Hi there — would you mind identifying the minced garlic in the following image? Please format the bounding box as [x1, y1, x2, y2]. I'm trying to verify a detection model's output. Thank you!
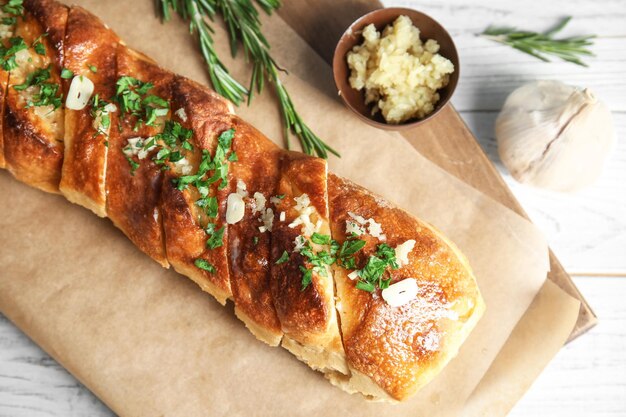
[347, 15, 454, 123]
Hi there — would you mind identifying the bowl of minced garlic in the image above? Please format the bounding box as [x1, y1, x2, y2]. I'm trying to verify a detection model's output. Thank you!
[333, 9, 459, 129]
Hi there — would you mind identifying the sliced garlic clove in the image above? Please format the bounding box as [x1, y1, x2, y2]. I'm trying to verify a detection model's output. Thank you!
[226, 193, 245, 224]
[381, 278, 418, 307]
[66, 75, 95, 110]
[394, 239, 416, 267]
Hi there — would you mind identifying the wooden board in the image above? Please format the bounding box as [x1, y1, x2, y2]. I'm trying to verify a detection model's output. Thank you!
[278, 0, 597, 341]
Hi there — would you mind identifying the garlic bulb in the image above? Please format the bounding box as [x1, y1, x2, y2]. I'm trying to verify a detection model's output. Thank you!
[496, 80, 615, 192]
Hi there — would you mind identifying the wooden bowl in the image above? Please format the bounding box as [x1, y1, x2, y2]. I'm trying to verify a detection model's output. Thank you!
[332, 8, 460, 130]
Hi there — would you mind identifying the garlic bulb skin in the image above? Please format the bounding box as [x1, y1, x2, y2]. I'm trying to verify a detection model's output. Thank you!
[496, 80, 615, 192]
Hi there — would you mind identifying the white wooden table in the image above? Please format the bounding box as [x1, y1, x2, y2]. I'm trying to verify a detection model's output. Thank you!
[1, 1, 625, 416]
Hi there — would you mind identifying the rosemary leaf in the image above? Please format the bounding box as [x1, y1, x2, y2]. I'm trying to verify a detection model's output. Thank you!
[481, 16, 595, 67]
[157, 0, 247, 105]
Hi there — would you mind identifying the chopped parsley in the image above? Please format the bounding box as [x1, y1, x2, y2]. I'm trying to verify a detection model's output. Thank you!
[114, 76, 169, 128]
[1, 16, 16, 26]
[300, 266, 312, 291]
[60, 68, 74, 79]
[124, 154, 140, 175]
[205, 225, 225, 249]
[311, 232, 331, 245]
[296, 232, 394, 293]
[298, 238, 335, 290]
[14, 66, 63, 109]
[0, 36, 27, 71]
[152, 120, 193, 165]
[295, 233, 366, 291]
[253, 236, 259, 246]
[1, 0, 23, 17]
[195, 195, 218, 218]
[32, 34, 47, 55]
[335, 238, 366, 269]
[194, 258, 216, 273]
[88, 64, 97, 73]
[351, 243, 400, 293]
[173, 128, 235, 192]
[275, 250, 289, 264]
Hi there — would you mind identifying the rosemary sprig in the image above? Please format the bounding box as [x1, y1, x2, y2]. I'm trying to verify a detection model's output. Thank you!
[158, 0, 248, 105]
[481, 16, 595, 67]
[157, 0, 339, 158]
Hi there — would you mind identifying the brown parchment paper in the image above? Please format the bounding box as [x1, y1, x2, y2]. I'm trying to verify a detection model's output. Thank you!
[0, 1, 578, 416]
[464, 279, 580, 416]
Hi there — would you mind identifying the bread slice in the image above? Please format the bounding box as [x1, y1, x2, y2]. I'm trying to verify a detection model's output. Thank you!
[2, 0, 67, 193]
[160, 75, 234, 305]
[270, 152, 347, 375]
[226, 116, 284, 346]
[104, 45, 172, 267]
[59, 6, 120, 217]
[327, 174, 485, 401]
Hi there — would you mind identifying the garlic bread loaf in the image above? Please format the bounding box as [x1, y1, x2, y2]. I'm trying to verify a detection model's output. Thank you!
[0, 0, 485, 402]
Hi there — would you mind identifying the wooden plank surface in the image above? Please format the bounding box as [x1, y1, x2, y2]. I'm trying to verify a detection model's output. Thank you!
[277, 0, 597, 340]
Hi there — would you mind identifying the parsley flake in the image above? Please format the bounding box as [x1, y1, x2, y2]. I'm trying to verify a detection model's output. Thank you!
[276, 250, 289, 264]
[33, 40, 45, 55]
[194, 258, 216, 273]
[336, 238, 365, 269]
[311, 232, 331, 245]
[1, 17, 16, 26]
[195, 195, 218, 218]
[0, 36, 27, 71]
[60, 68, 74, 79]
[300, 266, 313, 291]
[205, 225, 225, 249]
[124, 154, 140, 175]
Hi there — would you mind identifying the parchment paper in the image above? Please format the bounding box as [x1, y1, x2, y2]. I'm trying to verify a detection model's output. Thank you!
[464, 279, 580, 416]
[0, 1, 579, 416]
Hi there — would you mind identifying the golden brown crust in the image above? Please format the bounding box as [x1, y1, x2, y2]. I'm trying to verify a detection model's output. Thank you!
[3, 105, 63, 192]
[105, 45, 171, 267]
[23, 0, 67, 69]
[3, 2, 67, 193]
[328, 174, 484, 400]
[59, 6, 120, 217]
[160, 75, 233, 304]
[227, 116, 283, 346]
